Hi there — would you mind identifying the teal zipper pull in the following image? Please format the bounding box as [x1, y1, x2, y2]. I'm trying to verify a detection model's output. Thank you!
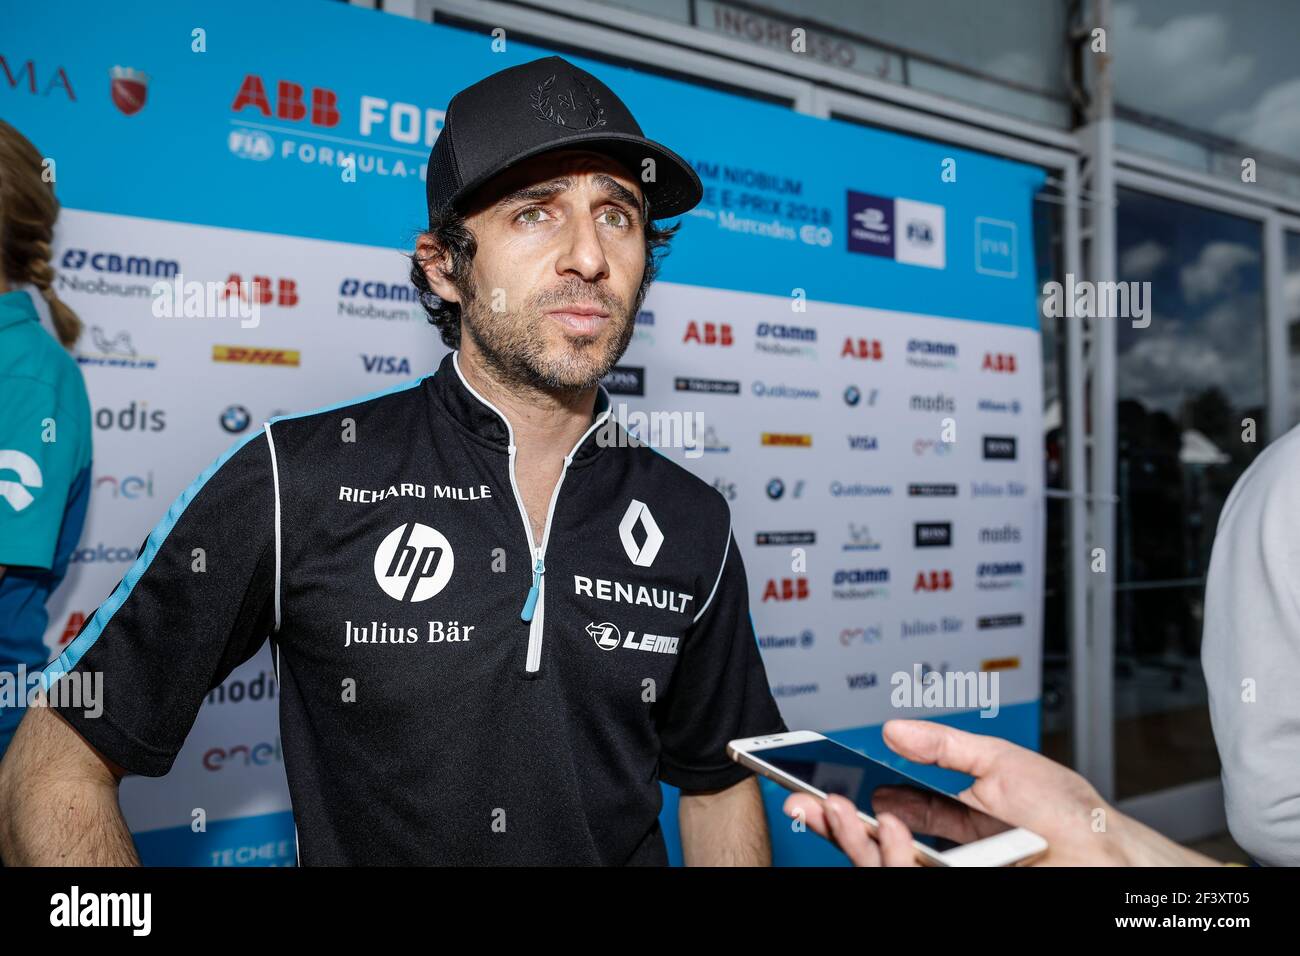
[520, 555, 545, 621]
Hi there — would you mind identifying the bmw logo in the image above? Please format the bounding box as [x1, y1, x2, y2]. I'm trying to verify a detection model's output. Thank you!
[844, 385, 861, 406]
[221, 405, 252, 433]
[766, 478, 785, 500]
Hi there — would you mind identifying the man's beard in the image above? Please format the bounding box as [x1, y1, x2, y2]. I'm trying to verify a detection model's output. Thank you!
[459, 275, 642, 392]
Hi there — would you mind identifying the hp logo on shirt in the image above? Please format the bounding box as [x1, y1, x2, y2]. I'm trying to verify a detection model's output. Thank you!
[374, 523, 455, 602]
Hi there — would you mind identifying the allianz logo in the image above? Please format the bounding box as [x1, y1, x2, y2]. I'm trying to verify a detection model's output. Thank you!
[758, 629, 814, 650]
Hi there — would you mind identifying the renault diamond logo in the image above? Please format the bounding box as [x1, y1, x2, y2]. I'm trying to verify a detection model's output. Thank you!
[619, 498, 663, 567]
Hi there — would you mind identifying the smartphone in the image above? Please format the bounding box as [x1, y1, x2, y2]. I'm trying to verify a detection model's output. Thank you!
[728, 730, 1048, 866]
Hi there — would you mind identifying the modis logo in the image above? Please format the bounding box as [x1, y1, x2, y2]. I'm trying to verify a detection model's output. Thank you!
[761, 433, 813, 448]
[223, 275, 298, 307]
[374, 523, 454, 602]
[213, 345, 300, 367]
[683, 321, 733, 346]
[94, 401, 165, 432]
[763, 578, 809, 602]
[982, 352, 1018, 373]
[914, 570, 953, 592]
[910, 393, 955, 413]
[979, 524, 1022, 544]
[841, 337, 883, 360]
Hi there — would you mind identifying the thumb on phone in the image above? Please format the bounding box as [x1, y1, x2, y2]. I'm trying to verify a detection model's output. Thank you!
[881, 719, 1010, 781]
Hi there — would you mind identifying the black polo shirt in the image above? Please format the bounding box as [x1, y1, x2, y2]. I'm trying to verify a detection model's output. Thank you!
[47, 349, 786, 864]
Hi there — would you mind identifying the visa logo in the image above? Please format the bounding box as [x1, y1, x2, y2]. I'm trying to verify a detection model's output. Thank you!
[361, 354, 411, 375]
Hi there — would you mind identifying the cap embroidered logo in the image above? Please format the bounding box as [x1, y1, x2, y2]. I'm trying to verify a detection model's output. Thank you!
[530, 74, 605, 131]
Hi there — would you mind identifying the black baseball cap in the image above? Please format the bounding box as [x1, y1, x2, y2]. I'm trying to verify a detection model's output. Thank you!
[426, 55, 703, 223]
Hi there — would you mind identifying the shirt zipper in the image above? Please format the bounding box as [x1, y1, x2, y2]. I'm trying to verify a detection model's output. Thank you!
[453, 352, 610, 674]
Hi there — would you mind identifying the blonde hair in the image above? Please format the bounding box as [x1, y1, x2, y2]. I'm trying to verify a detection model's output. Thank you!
[0, 118, 81, 347]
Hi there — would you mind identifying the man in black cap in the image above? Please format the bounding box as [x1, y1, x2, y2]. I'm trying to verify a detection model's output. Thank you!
[0, 55, 787, 866]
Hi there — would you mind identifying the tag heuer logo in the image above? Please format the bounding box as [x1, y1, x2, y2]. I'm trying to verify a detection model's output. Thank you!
[531, 75, 606, 130]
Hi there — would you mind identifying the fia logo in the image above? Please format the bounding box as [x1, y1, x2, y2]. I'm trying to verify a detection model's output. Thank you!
[374, 523, 455, 602]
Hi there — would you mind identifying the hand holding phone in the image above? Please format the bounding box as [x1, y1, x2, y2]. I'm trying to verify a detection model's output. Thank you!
[755, 719, 1203, 866]
[729, 728, 1047, 866]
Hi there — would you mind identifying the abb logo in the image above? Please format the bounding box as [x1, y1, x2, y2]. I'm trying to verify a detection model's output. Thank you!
[763, 578, 809, 602]
[842, 338, 884, 360]
[232, 75, 340, 128]
[684, 321, 733, 346]
[224, 275, 299, 307]
[914, 570, 953, 592]
[982, 352, 1017, 373]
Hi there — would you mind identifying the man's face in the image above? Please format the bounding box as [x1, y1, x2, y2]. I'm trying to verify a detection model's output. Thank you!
[431, 149, 647, 391]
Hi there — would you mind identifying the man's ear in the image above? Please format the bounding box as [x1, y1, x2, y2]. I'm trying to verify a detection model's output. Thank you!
[415, 233, 461, 305]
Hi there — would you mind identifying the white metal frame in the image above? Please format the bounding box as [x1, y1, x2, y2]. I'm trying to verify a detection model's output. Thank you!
[368, 0, 1299, 846]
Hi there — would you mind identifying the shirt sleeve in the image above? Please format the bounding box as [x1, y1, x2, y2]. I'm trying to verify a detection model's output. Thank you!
[1202, 434, 1300, 867]
[0, 376, 82, 570]
[655, 525, 787, 791]
[43, 430, 277, 777]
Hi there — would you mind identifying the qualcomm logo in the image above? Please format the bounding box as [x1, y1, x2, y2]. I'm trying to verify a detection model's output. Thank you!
[0, 450, 42, 512]
[619, 498, 663, 567]
[374, 523, 455, 602]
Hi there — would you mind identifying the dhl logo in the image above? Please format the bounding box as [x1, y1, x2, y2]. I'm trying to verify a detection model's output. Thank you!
[213, 345, 301, 366]
[761, 432, 813, 447]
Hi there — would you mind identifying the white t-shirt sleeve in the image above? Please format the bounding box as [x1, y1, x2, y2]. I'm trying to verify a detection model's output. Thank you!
[1202, 425, 1300, 866]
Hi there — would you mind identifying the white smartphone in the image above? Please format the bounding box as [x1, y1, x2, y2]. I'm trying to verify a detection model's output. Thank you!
[728, 730, 1048, 867]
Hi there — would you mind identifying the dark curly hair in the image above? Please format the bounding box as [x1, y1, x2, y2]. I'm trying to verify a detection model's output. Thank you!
[409, 194, 680, 350]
